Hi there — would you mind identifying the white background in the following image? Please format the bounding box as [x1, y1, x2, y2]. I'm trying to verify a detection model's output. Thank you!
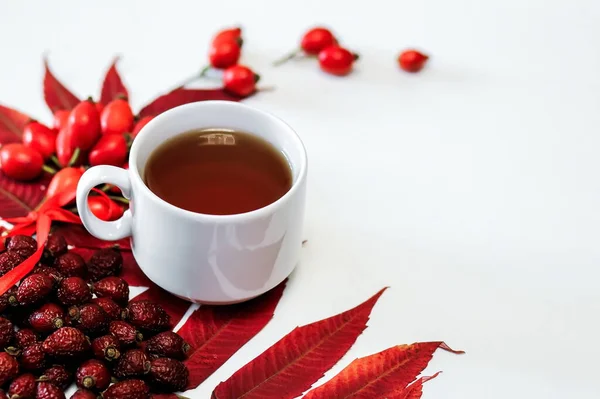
[1, 1, 600, 398]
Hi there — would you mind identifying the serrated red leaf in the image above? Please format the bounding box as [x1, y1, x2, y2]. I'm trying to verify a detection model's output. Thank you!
[385, 372, 441, 399]
[43, 58, 80, 113]
[303, 343, 463, 399]
[100, 58, 129, 104]
[131, 286, 191, 328]
[52, 224, 131, 250]
[212, 287, 388, 399]
[0, 104, 31, 143]
[137, 88, 240, 118]
[178, 280, 287, 389]
[0, 172, 48, 219]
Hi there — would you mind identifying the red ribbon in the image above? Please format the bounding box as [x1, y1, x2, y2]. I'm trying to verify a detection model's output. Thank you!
[0, 188, 82, 295]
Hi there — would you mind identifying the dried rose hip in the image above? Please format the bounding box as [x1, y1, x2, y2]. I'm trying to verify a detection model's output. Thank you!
[69, 390, 96, 399]
[43, 234, 68, 262]
[31, 266, 62, 280]
[19, 343, 47, 371]
[90, 297, 123, 321]
[87, 249, 122, 281]
[0, 352, 19, 386]
[148, 357, 189, 392]
[6, 235, 37, 259]
[17, 274, 55, 306]
[113, 349, 150, 379]
[91, 335, 120, 362]
[0, 317, 14, 349]
[109, 321, 142, 347]
[125, 301, 170, 333]
[42, 327, 90, 360]
[102, 380, 149, 399]
[91, 277, 129, 306]
[14, 329, 38, 349]
[8, 373, 37, 399]
[56, 277, 91, 306]
[28, 303, 65, 333]
[39, 364, 72, 389]
[75, 359, 110, 391]
[36, 382, 65, 399]
[54, 252, 87, 278]
[0, 252, 25, 276]
[145, 331, 190, 360]
[68, 304, 108, 336]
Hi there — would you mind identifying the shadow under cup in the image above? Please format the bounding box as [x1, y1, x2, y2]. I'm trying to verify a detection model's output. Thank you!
[77, 101, 307, 304]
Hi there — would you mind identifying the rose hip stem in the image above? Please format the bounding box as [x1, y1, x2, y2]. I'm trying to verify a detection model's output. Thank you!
[67, 148, 81, 167]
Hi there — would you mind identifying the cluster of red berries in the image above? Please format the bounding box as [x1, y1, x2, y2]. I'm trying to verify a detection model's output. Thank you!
[275, 26, 429, 75]
[0, 234, 190, 399]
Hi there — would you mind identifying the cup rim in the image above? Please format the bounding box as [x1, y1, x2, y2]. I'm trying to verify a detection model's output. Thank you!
[128, 100, 307, 222]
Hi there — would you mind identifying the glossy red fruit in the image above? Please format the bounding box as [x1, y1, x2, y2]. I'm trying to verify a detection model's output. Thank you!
[0, 143, 44, 181]
[213, 27, 242, 45]
[88, 134, 127, 167]
[209, 40, 241, 69]
[14, 329, 38, 349]
[22, 122, 57, 160]
[16, 274, 55, 306]
[19, 343, 47, 371]
[68, 304, 109, 336]
[148, 357, 188, 392]
[8, 373, 37, 399]
[42, 327, 89, 360]
[0, 252, 24, 276]
[36, 382, 65, 399]
[301, 27, 337, 55]
[131, 116, 153, 139]
[222, 65, 259, 97]
[39, 365, 72, 389]
[91, 335, 121, 362]
[69, 390, 96, 399]
[53, 110, 69, 131]
[7, 235, 37, 258]
[53, 252, 87, 278]
[145, 331, 190, 360]
[88, 249, 122, 281]
[318, 45, 358, 76]
[102, 380, 149, 399]
[109, 321, 143, 348]
[56, 277, 92, 306]
[88, 196, 122, 222]
[92, 277, 129, 306]
[0, 318, 13, 350]
[76, 359, 110, 391]
[0, 352, 19, 386]
[47, 166, 83, 197]
[91, 297, 123, 321]
[68, 100, 101, 151]
[100, 99, 133, 136]
[398, 49, 429, 72]
[113, 349, 150, 379]
[54, 127, 74, 167]
[29, 303, 65, 333]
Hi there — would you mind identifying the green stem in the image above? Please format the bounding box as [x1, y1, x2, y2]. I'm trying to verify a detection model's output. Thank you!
[273, 49, 301, 66]
[67, 148, 80, 167]
[109, 196, 129, 205]
[42, 165, 56, 175]
[50, 155, 62, 168]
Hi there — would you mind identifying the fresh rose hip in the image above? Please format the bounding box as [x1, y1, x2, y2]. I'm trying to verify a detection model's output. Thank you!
[100, 98, 134, 135]
[209, 40, 241, 69]
[223, 65, 259, 97]
[88, 133, 128, 167]
[318, 45, 359, 76]
[46, 167, 84, 198]
[22, 122, 57, 160]
[398, 49, 429, 72]
[131, 116, 153, 139]
[274, 26, 337, 66]
[0, 143, 45, 181]
[212, 27, 242, 46]
[67, 99, 101, 151]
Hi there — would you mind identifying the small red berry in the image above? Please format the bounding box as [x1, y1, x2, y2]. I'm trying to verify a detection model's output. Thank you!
[125, 301, 170, 334]
[0, 143, 45, 181]
[100, 99, 134, 136]
[68, 100, 101, 151]
[148, 357, 189, 392]
[56, 277, 91, 306]
[91, 277, 129, 306]
[0, 352, 19, 386]
[109, 321, 143, 348]
[17, 274, 55, 306]
[131, 116, 153, 139]
[8, 373, 37, 399]
[87, 249, 122, 281]
[398, 49, 429, 73]
[68, 304, 109, 336]
[102, 380, 149, 399]
[91, 297, 123, 321]
[318, 45, 358, 76]
[22, 122, 57, 160]
[14, 329, 38, 349]
[36, 382, 65, 399]
[43, 234, 68, 263]
[301, 27, 337, 55]
[145, 331, 190, 360]
[31, 266, 62, 281]
[53, 252, 87, 278]
[19, 343, 47, 371]
[222, 65, 259, 97]
[53, 110, 69, 131]
[54, 127, 75, 168]
[0, 318, 13, 350]
[88, 133, 128, 167]
[76, 359, 111, 391]
[7, 235, 37, 259]
[42, 327, 90, 360]
[39, 365, 72, 389]
[212, 27, 242, 46]
[0, 252, 24, 276]
[46, 167, 84, 198]
[113, 349, 150, 379]
[29, 303, 65, 333]
[209, 40, 241, 69]
[70, 390, 96, 399]
[91, 335, 121, 362]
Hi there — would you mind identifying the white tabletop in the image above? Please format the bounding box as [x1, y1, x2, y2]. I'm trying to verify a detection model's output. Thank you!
[2, 1, 599, 398]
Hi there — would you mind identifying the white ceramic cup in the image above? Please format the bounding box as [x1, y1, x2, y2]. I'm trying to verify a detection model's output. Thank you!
[76, 101, 307, 304]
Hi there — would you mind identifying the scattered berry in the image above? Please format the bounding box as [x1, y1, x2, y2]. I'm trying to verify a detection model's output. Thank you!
[102, 380, 149, 399]
[209, 40, 241, 69]
[75, 359, 110, 391]
[39, 364, 72, 389]
[301, 27, 337, 55]
[318, 45, 358, 76]
[42, 327, 90, 360]
[131, 116, 153, 139]
[68, 304, 108, 336]
[148, 357, 189, 392]
[0, 252, 25, 276]
[6, 235, 37, 259]
[100, 99, 134, 136]
[398, 49, 429, 73]
[87, 250, 122, 281]
[36, 382, 65, 399]
[43, 235, 68, 262]
[0, 317, 14, 349]
[91, 335, 120, 362]
[31, 266, 62, 281]
[69, 390, 96, 399]
[91, 277, 129, 306]
[212, 27, 242, 46]
[56, 277, 91, 306]
[19, 343, 47, 371]
[14, 329, 38, 349]
[90, 298, 123, 321]
[53, 252, 87, 278]
[0, 352, 19, 386]
[113, 349, 150, 379]
[145, 331, 190, 360]
[222, 65, 259, 97]
[109, 321, 142, 348]
[8, 373, 37, 399]
[28, 303, 65, 333]
[17, 274, 55, 306]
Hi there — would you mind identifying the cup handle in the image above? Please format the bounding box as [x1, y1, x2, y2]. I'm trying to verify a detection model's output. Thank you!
[76, 165, 133, 241]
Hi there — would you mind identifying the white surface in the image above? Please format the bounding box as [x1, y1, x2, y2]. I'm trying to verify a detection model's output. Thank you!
[1, 0, 599, 397]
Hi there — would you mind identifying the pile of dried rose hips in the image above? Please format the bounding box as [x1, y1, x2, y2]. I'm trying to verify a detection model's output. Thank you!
[0, 234, 190, 399]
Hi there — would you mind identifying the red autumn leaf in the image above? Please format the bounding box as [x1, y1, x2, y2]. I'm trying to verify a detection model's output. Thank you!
[0, 172, 47, 219]
[0, 104, 31, 143]
[178, 280, 287, 389]
[137, 88, 240, 118]
[43, 58, 80, 113]
[303, 343, 463, 399]
[212, 287, 388, 399]
[131, 286, 191, 328]
[52, 224, 131, 250]
[385, 372, 441, 399]
[100, 58, 129, 104]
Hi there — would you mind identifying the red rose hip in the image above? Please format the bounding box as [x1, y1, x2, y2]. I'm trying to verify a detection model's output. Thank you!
[318, 45, 359, 76]
[0, 143, 45, 181]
